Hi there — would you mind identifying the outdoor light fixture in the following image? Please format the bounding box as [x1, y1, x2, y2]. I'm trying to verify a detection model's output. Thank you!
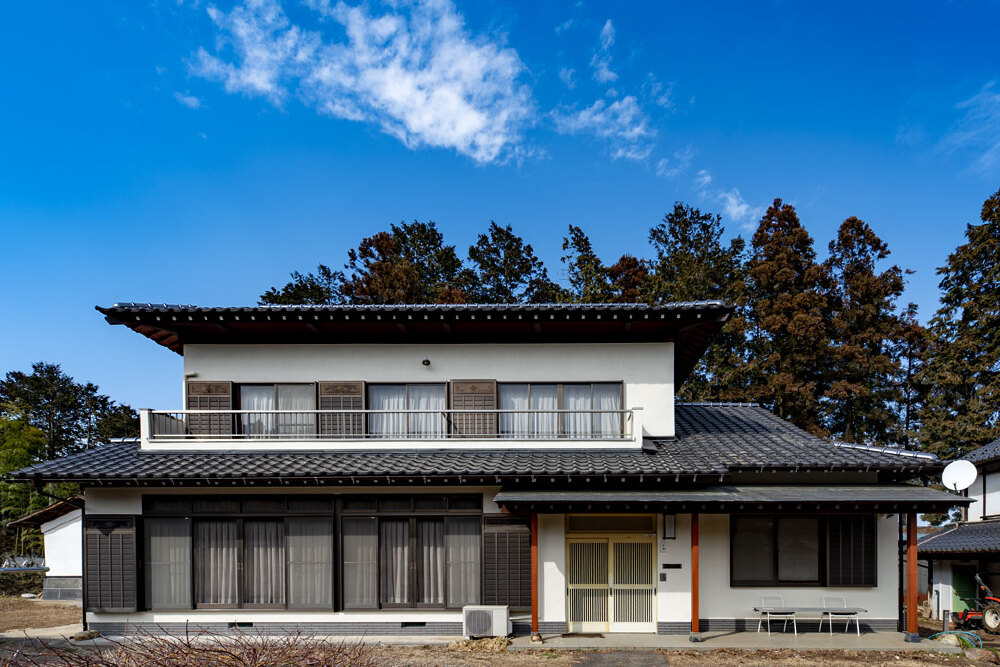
[421, 357, 431, 366]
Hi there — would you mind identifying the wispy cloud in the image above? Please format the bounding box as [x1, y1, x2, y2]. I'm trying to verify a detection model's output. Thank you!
[552, 95, 654, 161]
[694, 169, 712, 188]
[942, 81, 1000, 173]
[192, 0, 533, 164]
[654, 146, 694, 179]
[690, 168, 762, 228]
[174, 92, 202, 109]
[559, 67, 576, 89]
[554, 18, 574, 35]
[590, 19, 617, 84]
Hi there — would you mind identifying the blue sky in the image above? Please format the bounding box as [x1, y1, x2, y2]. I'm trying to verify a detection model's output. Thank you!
[1, 0, 999, 410]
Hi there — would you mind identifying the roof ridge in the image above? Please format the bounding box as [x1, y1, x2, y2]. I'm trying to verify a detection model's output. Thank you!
[676, 402, 761, 407]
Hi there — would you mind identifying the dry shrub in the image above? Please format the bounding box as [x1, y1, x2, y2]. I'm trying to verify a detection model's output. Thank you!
[449, 636, 511, 653]
[0, 625, 381, 667]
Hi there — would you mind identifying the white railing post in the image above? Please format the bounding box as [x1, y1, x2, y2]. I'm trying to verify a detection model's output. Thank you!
[139, 408, 151, 447]
[631, 408, 643, 444]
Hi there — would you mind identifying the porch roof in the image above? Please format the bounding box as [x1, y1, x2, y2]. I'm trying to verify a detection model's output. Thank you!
[918, 519, 1000, 556]
[493, 485, 970, 513]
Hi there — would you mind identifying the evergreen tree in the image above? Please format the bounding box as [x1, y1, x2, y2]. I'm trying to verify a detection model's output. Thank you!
[0, 418, 47, 554]
[259, 264, 343, 305]
[560, 225, 614, 302]
[646, 203, 748, 401]
[466, 222, 562, 303]
[744, 199, 832, 436]
[823, 217, 906, 444]
[891, 303, 930, 447]
[919, 188, 1000, 459]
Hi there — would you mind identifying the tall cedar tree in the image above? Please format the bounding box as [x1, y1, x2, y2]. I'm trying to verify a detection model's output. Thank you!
[823, 217, 906, 444]
[259, 264, 343, 305]
[646, 203, 748, 401]
[745, 199, 831, 436]
[919, 188, 1000, 459]
[891, 303, 930, 447]
[560, 225, 649, 303]
[466, 222, 563, 303]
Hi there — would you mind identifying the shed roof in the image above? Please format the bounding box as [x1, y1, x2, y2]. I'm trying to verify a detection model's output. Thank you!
[918, 519, 1000, 556]
[6, 496, 84, 529]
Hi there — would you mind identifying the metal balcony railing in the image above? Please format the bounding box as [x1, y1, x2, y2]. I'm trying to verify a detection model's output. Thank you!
[145, 409, 636, 441]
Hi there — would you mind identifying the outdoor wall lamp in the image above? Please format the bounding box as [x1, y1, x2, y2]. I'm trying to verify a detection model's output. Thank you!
[421, 357, 431, 366]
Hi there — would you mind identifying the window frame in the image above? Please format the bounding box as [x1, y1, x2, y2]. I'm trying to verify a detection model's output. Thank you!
[235, 383, 318, 437]
[365, 382, 449, 438]
[339, 495, 483, 611]
[497, 382, 624, 438]
[729, 514, 877, 588]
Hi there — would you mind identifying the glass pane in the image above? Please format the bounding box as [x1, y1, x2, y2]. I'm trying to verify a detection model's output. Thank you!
[380, 519, 410, 604]
[277, 384, 316, 435]
[414, 496, 447, 511]
[530, 385, 558, 437]
[242, 498, 286, 513]
[342, 517, 377, 608]
[593, 384, 622, 437]
[446, 517, 481, 607]
[342, 497, 377, 512]
[241, 385, 275, 436]
[499, 384, 529, 437]
[145, 518, 191, 609]
[288, 497, 333, 512]
[379, 497, 412, 512]
[562, 385, 592, 437]
[777, 518, 820, 582]
[369, 385, 406, 437]
[417, 519, 445, 604]
[196, 520, 238, 605]
[193, 498, 240, 514]
[244, 520, 285, 605]
[731, 517, 774, 583]
[407, 385, 446, 437]
[287, 517, 333, 608]
[447, 495, 482, 511]
[145, 498, 192, 514]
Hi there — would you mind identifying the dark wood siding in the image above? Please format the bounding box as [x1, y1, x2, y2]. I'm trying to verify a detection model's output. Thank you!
[85, 517, 137, 612]
[827, 515, 877, 587]
[318, 381, 364, 437]
[450, 380, 496, 437]
[483, 516, 531, 610]
[186, 381, 233, 436]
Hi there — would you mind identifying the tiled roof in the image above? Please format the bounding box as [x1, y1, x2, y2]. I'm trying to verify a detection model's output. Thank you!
[919, 519, 1000, 554]
[965, 437, 1000, 465]
[7, 404, 940, 485]
[103, 301, 728, 313]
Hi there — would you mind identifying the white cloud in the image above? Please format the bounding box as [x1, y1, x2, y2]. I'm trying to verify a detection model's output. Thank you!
[193, 0, 533, 164]
[559, 67, 576, 89]
[695, 169, 712, 188]
[174, 92, 202, 109]
[645, 75, 674, 110]
[590, 19, 617, 84]
[654, 145, 694, 179]
[555, 18, 574, 35]
[718, 188, 761, 224]
[552, 95, 654, 161]
[942, 81, 1000, 173]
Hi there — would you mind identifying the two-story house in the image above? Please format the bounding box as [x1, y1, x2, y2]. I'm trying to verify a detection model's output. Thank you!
[921, 438, 1000, 625]
[9, 302, 966, 639]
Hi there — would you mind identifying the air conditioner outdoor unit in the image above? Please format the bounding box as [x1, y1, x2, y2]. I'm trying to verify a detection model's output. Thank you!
[462, 605, 511, 638]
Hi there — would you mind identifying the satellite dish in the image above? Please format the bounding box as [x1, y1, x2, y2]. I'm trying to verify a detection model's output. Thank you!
[942, 459, 978, 492]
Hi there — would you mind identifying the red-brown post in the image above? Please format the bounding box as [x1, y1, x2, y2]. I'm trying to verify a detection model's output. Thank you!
[530, 513, 540, 641]
[691, 513, 700, 636]
[906, 512, 919, 636]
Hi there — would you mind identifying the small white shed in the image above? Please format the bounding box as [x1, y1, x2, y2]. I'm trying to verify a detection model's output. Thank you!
[7, 496, 83, 601]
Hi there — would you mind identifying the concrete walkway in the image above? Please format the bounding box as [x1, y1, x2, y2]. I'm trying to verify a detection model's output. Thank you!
[509, 631, 962, 653]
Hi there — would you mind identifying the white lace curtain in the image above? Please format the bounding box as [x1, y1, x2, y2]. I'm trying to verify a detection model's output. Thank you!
[369, 385, 445, 438]
[244, 520, 285, 605]
[196, 520, 238, 605]
[145, 518, 191, 609]
[287, 517, 333, 608]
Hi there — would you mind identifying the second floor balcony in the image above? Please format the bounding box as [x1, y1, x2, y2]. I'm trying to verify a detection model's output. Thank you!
[141, 407, 640, 450]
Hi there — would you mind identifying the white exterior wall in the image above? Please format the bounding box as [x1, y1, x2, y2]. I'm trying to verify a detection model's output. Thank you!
[41, 510, 82, 577]
[931, 560, 953, 621]
[179, 342, 674, 442]
[699, 514, 901, 622]
[966, 470, 1000, 521]
[657, 514, 692, 624]
[538, 514, 566, 623]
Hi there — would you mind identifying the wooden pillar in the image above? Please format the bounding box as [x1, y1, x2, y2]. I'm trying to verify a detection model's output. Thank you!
[530, 513, 540, 641]
[691, 513, 700, 638]
[906, 512, 919, 637]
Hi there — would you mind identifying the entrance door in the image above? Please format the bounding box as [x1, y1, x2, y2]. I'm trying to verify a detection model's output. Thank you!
[567, 537, 655, 633]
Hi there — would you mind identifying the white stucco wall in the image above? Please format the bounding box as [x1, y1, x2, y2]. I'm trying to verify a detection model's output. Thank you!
[930, 560, 953, 620]
[538, 514, 566, 623]
[699, 514, 901, 622]
[41, 509, 82, 577]
[966, 470, 1000, 521]
[657, 514, 692, 623]
[181, 342, 674, 438]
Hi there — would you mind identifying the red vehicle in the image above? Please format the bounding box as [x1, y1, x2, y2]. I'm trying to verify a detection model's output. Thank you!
[953, 574, 1000, 634]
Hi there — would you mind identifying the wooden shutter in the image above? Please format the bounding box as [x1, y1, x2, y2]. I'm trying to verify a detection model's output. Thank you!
[319, 382, 364, 437]
[85, 517, 137, 612]
[450, 380, 496, 438]
[827, 515, 877, 586]
[483, 516, 531, 610]
[186, 381, 232, 436]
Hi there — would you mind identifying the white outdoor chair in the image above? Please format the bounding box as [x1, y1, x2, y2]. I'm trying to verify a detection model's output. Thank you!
[819, 595, 860, 636]
[757, 595, 796, 636]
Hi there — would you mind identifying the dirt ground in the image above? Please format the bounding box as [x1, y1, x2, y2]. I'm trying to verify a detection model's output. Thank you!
[0, 597, 80, 633]
[374, 646, 974, 666]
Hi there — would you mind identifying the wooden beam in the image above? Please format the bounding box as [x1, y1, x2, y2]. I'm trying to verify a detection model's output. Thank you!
[691, 513, 700, 639]
[530, 513, 541, 641]
[906, 512, 919, 638]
